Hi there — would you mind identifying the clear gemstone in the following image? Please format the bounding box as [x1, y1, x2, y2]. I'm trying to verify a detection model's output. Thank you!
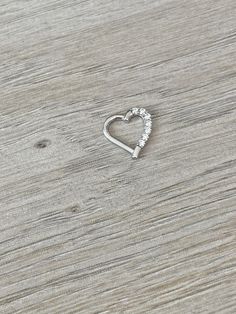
[144, 113, 151, 120]
[138, 139, 146, 148]
[142, 134, 149, 141]
[132, 107, 139, 115]
[145, 127, 152, 135]
[139, 108, 146, 116]
[145, 120, 152, 127]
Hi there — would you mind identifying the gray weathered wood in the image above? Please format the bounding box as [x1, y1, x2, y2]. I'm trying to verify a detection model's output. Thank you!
[0, 0, 236, 313]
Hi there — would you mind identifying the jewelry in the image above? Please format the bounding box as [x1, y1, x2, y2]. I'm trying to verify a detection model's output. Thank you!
[103, 108, 152, 159]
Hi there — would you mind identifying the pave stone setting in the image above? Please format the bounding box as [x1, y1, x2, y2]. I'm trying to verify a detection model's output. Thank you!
[130, 107, 152, 148]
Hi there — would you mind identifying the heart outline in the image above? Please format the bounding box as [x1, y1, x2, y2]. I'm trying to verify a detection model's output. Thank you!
[103, 108, 152, 159]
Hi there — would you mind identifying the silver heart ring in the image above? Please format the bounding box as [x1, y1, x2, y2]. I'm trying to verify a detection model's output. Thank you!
[103, 108, 152, 159]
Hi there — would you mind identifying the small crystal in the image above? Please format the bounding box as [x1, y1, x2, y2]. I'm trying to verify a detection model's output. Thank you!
[132, 108, 139, 115]
[138, 140, 146, 148]
[144, 113, 151, 120]
[145, 120, 152, 127]
[145, 127, 152, 135]
[142, 134, 149, 141]
[139, 108, 146, 116]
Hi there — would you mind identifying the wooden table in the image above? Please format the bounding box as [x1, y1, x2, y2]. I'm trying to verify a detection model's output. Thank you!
[0, 0, 235, 313]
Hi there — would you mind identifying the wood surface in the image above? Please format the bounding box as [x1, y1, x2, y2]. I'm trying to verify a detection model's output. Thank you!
[0, 0, 236, 313]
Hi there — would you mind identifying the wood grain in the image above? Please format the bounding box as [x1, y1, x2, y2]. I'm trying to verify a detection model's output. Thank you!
[0, 0, 236, 313]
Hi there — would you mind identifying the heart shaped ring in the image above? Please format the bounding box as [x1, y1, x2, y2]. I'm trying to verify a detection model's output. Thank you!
[103, 108, 152, 159]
